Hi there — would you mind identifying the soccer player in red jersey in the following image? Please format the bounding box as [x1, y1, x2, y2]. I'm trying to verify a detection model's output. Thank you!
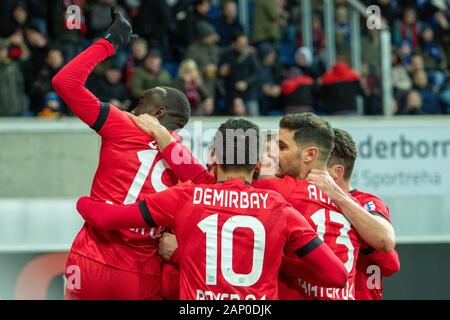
[52, 11, 191, 299]
[322, 128, 400, 300]
[129, 113, 395, 300]
[75, 119, 348, 300]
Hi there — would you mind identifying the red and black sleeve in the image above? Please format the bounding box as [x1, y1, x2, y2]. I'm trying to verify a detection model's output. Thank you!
[52, 39, 115, 132]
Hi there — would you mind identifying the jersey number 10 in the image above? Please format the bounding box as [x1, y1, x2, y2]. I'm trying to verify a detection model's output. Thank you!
[198, 214, 266, 287]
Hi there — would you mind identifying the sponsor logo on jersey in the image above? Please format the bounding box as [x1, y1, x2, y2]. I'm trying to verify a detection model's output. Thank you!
[364, 201, 376, 212]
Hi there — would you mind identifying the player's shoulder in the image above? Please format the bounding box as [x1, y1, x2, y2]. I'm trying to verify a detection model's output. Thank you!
[351, 189, 390, 218]
[352, 189, 388, 209]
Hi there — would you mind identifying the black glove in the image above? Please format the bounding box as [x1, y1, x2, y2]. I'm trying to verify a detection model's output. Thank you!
[104, 7, 133, 51]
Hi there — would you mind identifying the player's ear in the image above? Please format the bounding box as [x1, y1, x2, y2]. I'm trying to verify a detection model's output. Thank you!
[154, 105, 166, 119]
[335, 165, 345, 180]
[328, 165, 343, 181]
[304, 146, 318, 164]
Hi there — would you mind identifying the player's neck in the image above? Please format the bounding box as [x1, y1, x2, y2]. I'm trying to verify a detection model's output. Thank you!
[339, 180, 351, 193]
[216, 167, 254, 184]
[346, 181, 354, 193]
[298, 162, 327, 180]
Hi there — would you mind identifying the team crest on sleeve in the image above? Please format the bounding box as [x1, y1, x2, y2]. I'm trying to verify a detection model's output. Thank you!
[364, 201, 376, 212]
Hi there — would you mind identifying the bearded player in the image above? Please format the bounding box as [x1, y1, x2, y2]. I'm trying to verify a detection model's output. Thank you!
[317, 128, 400, 299]
[75, 119, 348, 300]
[52, 10, 190, 299]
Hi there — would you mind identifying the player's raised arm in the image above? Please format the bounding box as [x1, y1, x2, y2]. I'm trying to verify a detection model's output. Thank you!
[283, 206, 349, 288]
[52, 8, 132, 128]
[362, 246, 401, 277]
[128, 113, 216, 184]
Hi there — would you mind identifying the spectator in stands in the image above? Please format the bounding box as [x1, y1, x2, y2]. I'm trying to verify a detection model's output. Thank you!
[24, 21, 48, 78]
[132, 0, 171, 50]
[0, 38, 24, 116]
[10, 2, 29, 36]
[403, 90, 425, 115]
[417, 26, 447, 91]
[24, 1, 48, 34]
[7, 30, 30, 62]
[213, 0, 243, 47]
[89, 59, 130, 111]
[393, 7, 421, 49]
[360, 62, 382, 115]
[30, 47, 64, 114]
[186, 21, 221, 104]
[219, 32, 260, 116]
[252, 0, 284, 48]
[419, 26, 448, 71]
[124, 37, 148, 84]
[335, 6, 350, 55]
[319, 56, 364, 115]
[408, 53, 425, 74]
[398, 40, 413, 65]
[412, 69, 442, 114]
[37, 92, 63, 118]
[130, 49, 172, 100]
[7, 29, 31, 90]
[280, 48, 315, 114]
[294, 46, 323, 79]
[258, 43, 283, 115]
[311, 14, 325, 56]
[173, 0, 212, 57]
[361, 29, 381, 75]
[433, 9, 450, 65]
[392, 51, 412, 106]
[440, 77, 450, 114]
[173, 58, 213, 115]
[48, 0, 87, 61]
[88, 0, 126, 39]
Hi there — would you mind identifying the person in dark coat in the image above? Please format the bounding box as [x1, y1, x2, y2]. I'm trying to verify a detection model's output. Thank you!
[89, 58, 130, 111]
[213, 0, 244, 47]
[319, 57, 364, 115]
[219, 32, 260, 116]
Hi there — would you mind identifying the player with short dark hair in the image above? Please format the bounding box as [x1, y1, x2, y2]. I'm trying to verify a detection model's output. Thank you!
[52, 9, 190, 299]
[75, 119, 348, 300]
[326, 128, 400, 300]
[278, 113, 335, 166]
[327, 128, 357, 181]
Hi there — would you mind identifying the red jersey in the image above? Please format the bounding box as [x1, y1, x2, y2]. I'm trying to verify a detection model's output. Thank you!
[254, 177, 362, 300]
[52, 39, 179, 275]
[142, 179, 320, 300]
[351, 190, 400, 300]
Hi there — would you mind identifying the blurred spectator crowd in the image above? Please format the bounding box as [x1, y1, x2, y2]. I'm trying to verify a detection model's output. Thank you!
[0, 0, 449, 118]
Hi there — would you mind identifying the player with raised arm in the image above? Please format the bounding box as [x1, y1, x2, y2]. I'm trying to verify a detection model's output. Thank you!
[75, 119, 348, 300]
[311, 128, 400, 300]
[52, 9, 191, 299]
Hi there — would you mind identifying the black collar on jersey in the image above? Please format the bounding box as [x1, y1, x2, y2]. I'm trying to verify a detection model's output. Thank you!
[217, 179, 252, 185]
[349, 188, 357, 194]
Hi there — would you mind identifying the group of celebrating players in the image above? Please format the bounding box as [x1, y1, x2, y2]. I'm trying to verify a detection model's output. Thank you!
[51, 9, 400, 300]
